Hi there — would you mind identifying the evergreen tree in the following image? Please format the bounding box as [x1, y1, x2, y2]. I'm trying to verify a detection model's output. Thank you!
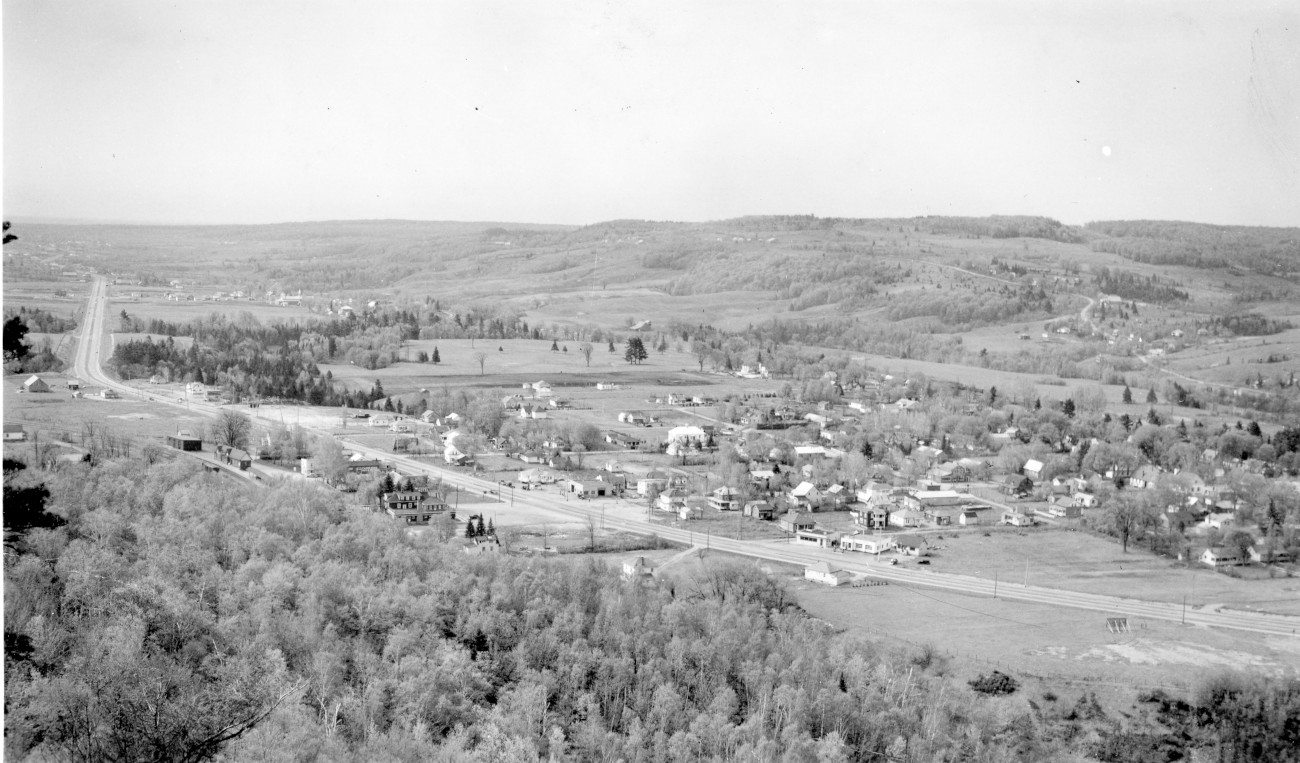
[860, 438, 874, 460]
[1145, 388, 1158, 404]
[1247, 420, 1263, 438]
[475, 516, 486, 537]
[486, 517, 495, 536]
[608, 339, 616, 353]
[551, 339, 559, 351]
[1122, 385, 1133, 404]
[465, 519, 477, 539]
[1062, 399, 1076, 418]
[988, 386, 998, 405]
[624, 337, 648, 364]
[432, 347, 441, 363]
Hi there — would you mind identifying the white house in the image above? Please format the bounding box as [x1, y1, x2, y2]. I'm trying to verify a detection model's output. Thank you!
[1200, 547, 1245, 568]
[804, 562, 853, 587]
[840, 534, 895, 555]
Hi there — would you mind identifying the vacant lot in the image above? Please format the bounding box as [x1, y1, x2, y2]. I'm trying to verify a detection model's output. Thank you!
[796, 576, 1300, 695]
[916, 526, 1300, 616]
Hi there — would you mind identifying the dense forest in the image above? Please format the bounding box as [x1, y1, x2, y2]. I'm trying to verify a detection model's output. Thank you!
[5, 454, 1299, 762]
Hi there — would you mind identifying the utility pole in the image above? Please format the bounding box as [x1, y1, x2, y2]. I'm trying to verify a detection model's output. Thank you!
[993, 570, 998, 599]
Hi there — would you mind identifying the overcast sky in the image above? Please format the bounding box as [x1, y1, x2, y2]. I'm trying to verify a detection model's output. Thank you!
[4, 1, 1298, 226]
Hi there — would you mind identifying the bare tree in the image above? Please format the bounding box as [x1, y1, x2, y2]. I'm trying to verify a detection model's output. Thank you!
[209, 409, 253, 451]
[474, 351, 487, 375]
[580, 342, 593, 367]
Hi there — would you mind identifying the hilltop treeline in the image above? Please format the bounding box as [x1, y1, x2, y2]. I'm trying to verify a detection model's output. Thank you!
[6, 455, 1298, 762]
[718, 214, 1085, 242]
[1086, 220, 1300, 275]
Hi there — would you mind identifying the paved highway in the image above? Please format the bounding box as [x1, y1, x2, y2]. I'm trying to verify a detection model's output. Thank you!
[76, 278, 1300, 637]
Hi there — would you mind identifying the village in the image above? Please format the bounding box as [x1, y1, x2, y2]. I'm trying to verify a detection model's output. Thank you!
[260, 367, 1300, 577]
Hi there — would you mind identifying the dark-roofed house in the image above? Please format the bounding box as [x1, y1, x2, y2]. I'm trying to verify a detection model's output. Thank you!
[382, 490, 452, 525]
[778, 511, 816, 534]
[4, 423, 26, 441]
[893, 534, 927, 556]
[743, 500, 775, 520]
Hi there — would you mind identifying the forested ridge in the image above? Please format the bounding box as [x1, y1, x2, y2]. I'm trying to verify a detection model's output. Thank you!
[5, 455, 1299, 762]
[1085, 220, 1300, 275]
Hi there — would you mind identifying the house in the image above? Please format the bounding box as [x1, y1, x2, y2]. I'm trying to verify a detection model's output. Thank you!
[443, 432, 472, 465]
[1022, 459, 1045, 482]
[743, 500, 776, 520]
[637, 471, 671, 496]
[749, 463, 779, 489]
[999, 474, 1033, 498]
[1248, 545, 1294, 564]
[4, 423, 26, 441]
[708, 486, 743, 511]
[849, 504, 889, 530]
[840, 534, 895, 555]
[888, 508, 924, 528]
[789, 481, 823, 510]
[66, 379, 80, 390]
[959, 509, 985, 526]
[605, 431, 645, 449]
[216, 445, 252, 469]
[22, 375, 50, 393]
[1046, 504, 1081, 519]
[1002, 510, 1037, 526]
[656, 488, 690, 513]
[804, 562, 853, 587]
[665, 426, 708, 455]
[622, 556, 656, 579]
[1071, 492, 1098, 509]
[1201, 512, 1235, 530]
[618, 411, 649, 426]
[678, 498, 706, 521]
[778, 511, 816, 534]
[382, 490, 452, 525]
[1200, 547, 1246, 568]
[518, 467, 557, 485]
[893, 534, 927, 556]
[795, 528, 841, 549]
[929, 462, 969, 483]
[1129, 466, 1162, 489]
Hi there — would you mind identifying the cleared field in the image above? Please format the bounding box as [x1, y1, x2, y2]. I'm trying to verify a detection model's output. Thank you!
[916, 526, 1300, 616]
[796, 577, 1300, 694]
[109, 296, 318, 325]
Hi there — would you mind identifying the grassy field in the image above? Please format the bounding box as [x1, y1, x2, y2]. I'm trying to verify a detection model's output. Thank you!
[915, 525, 1300, 616]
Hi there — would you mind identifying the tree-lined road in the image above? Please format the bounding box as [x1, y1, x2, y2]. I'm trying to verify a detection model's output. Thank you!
[76, 278, 1300, 636]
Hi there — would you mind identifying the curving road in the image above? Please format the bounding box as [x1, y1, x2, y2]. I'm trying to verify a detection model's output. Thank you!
[77, 278, 1300, 636]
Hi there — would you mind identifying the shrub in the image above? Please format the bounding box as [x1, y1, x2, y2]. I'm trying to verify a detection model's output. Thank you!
[969, 671, 1020, 695]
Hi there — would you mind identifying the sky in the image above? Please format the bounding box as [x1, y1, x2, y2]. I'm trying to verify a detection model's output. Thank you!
[4, 1, 1299, 227]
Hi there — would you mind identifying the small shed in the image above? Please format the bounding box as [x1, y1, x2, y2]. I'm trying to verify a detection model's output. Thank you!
[3, 423, 26, 441]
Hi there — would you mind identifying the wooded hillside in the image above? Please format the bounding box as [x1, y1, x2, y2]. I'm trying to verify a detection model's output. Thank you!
[6, 455, 1299, 762]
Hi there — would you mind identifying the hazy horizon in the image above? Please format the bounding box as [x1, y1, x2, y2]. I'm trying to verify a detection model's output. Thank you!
[6, 1, 1299, 228]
